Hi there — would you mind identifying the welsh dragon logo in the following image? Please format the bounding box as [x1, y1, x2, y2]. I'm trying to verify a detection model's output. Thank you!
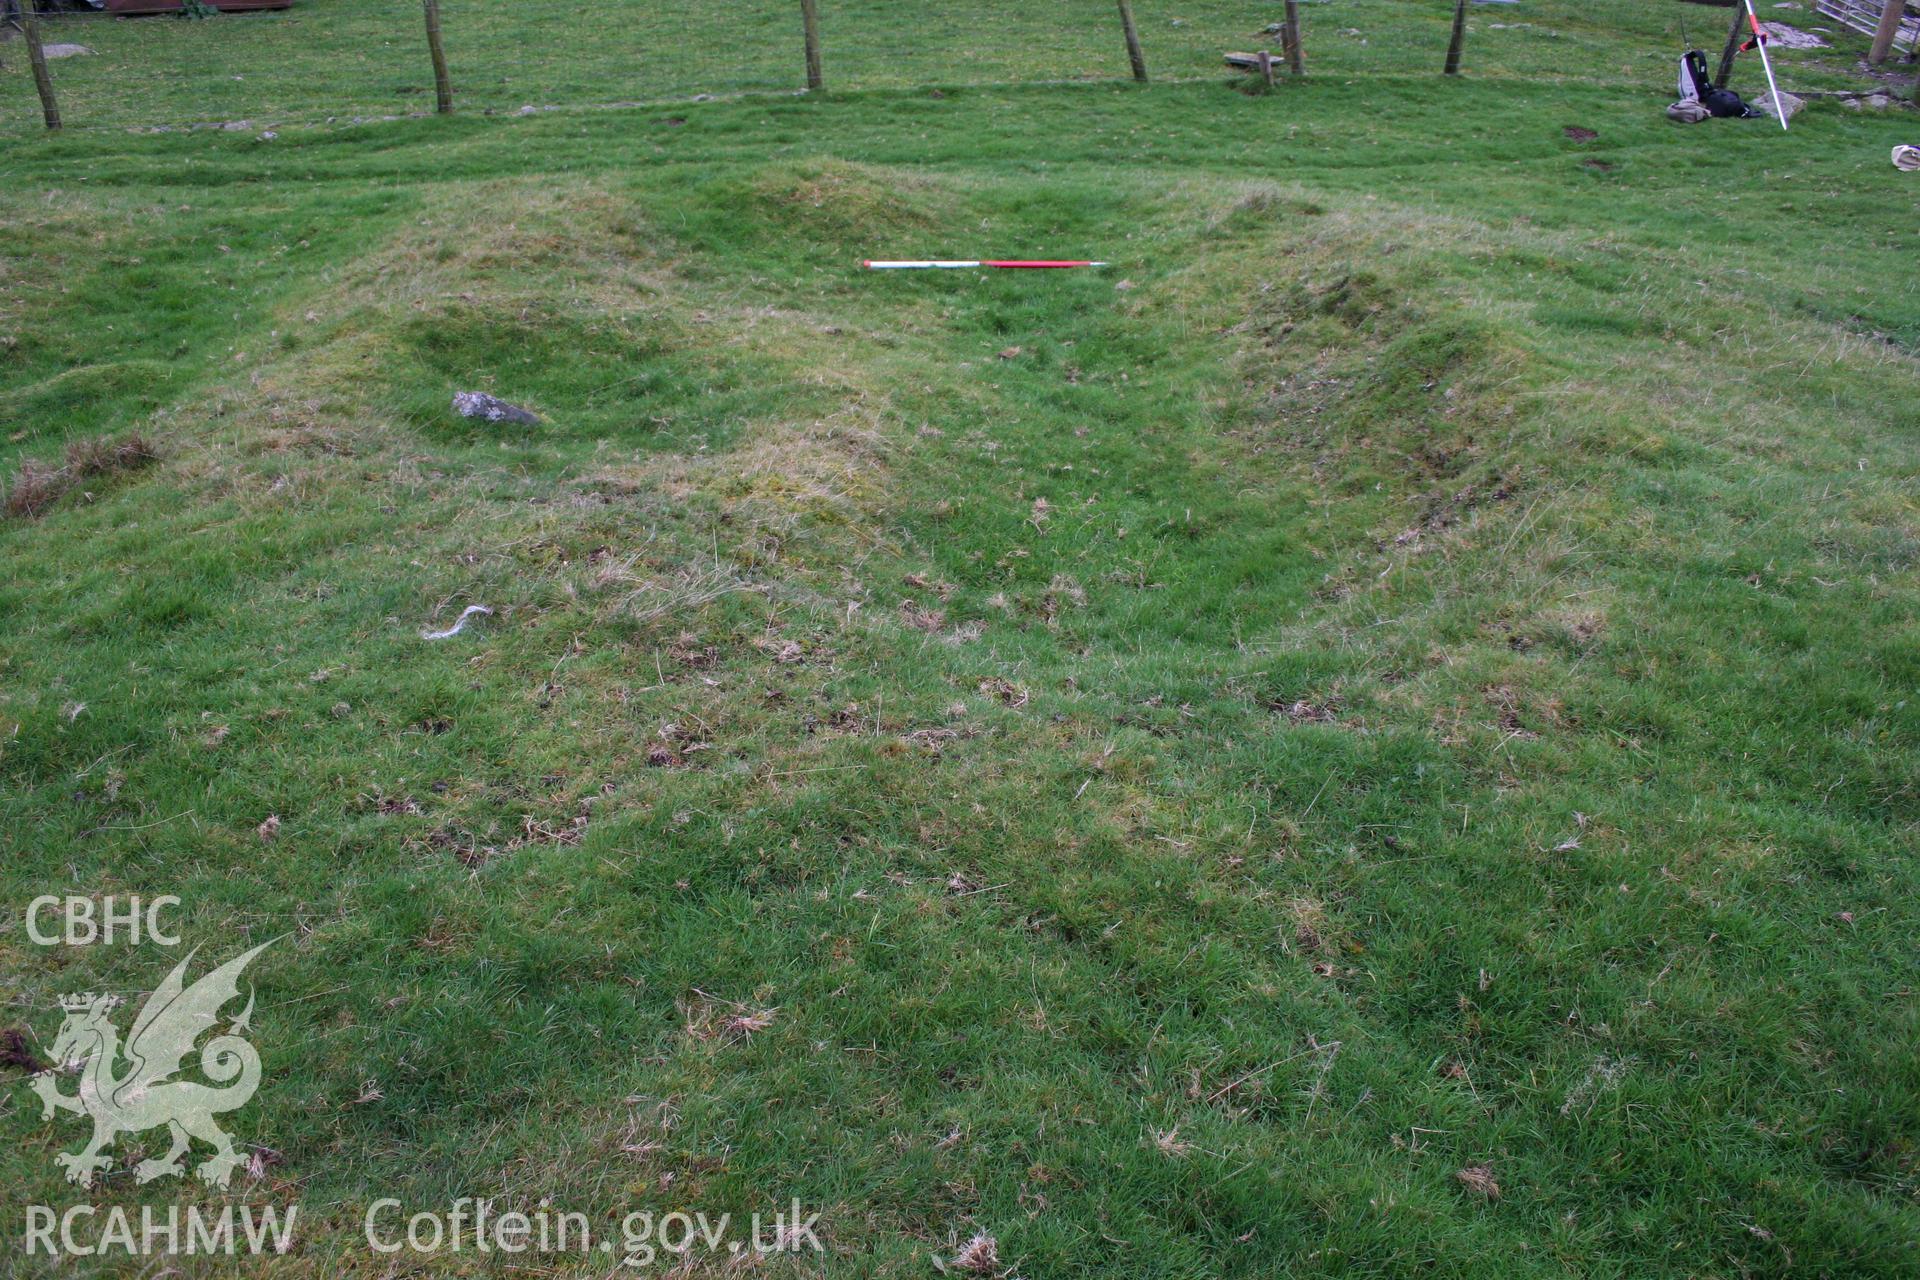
[29, 941, 274, 1189]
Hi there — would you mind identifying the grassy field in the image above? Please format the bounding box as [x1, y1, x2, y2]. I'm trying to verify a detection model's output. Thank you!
[0, 0, 1902, 131]
[2, 2, 1918, 1276]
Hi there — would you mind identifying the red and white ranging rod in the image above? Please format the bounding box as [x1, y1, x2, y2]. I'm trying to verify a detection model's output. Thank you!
[1741, 0, 1789, 132]
[863, 259, 1109, 270]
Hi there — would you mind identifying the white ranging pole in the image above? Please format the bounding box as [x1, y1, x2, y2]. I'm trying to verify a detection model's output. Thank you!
[1742, 0, 1790, 131]
[863, 260, 1110, 270]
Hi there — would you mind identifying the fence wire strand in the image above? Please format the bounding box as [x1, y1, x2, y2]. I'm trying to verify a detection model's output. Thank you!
[0, 2, 1727, 133]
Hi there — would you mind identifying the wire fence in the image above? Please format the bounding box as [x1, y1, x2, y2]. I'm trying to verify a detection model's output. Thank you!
[0, 1, 1873, 134]
[0, 0, 1273, 131]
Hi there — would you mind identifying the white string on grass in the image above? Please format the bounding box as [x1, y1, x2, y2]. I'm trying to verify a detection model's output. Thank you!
[421, 604, 494, 640]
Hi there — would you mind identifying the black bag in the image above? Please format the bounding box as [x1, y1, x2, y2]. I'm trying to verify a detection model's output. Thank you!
[1702, 86, 1755, 118]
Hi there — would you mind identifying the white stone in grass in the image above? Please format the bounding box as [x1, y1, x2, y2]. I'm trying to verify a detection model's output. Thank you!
[452, 391, 541, 425]
[1751, 89, 1804, 122]
[1758, 21, 1827, 49]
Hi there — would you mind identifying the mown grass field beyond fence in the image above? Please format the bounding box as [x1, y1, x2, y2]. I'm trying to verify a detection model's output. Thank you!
[0, 0, 1900, 131]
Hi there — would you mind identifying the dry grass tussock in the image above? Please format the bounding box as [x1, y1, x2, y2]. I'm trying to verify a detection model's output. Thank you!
[657, 404, 887, 519]
[4, 433, 160, 518]
[594, 555, 765, 626]
[750, 158, 938, 240]
[319, 183, 679, 321]
[583, 391, 899, 608]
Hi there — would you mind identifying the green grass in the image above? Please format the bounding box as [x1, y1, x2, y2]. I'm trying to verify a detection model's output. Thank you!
[1, 0, 1904, 130]
[2, 4, 1918, 1276]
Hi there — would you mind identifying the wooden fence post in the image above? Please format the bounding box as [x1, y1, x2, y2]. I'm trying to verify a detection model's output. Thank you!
[1444, 0, 1468, 75]
[421, 0, 452, 114]
[1714, 5, 1745, 88]
[799, 0, 822, 90]
[1283, 0, 1304, 75]
[1116, 0, 1147, 83]
[1870, 0, 1905, 64]
[1256, 48, 1274, 89]
[22, 4, 60, 130]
